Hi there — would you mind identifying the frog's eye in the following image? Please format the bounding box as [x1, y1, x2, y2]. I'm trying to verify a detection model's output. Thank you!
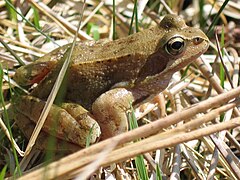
[193, 37, 203, 45]
[165, 37, 185, 56]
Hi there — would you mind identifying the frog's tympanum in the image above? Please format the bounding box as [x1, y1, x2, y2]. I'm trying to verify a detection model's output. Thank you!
[13, 14, 209, 149]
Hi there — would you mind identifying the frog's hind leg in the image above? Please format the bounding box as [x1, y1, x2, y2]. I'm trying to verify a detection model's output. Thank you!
[15, 113, 81, 152]
[13, 96, 101, 148]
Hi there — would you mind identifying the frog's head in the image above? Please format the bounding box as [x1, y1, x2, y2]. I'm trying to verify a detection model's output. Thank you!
[135, 14, 209, 93]
[157, 14, 209, 73]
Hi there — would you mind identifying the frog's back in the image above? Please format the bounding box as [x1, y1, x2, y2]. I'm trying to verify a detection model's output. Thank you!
[66, 27, 163, 108]
[70, 27, 159, 64]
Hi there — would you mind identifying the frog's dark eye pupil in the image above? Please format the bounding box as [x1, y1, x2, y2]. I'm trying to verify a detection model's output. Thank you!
[165, 37, 185, 55]
[171, 41, 183, 50]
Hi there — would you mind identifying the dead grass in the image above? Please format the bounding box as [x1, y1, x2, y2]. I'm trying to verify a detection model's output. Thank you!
[1, 0, 240, 179]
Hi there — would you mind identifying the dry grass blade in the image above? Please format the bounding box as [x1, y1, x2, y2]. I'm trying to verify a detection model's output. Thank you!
[181, 144, 205, 179]
[80, 1, 104, 29]
[169, 93, 182, 179]
[28, 0, 92, 40]
[0, 38, 25, 66]
[74, 140, 118, 179]
[227, 47, 239, 88]
[210, 135, 240, 178]
[24, 1, 87, 156]
[226, 132, 240, 153]
[207, 148, 219, 179]
[0, 35, 47, 54]
[195, 57, 240, 116]
[0, 42, 44, 57]
[159, 0, 174, 14]
[170, 145, 181, 179]
[0, 116, 24, 156]
[0, 19, 35, 32]
[23, 47, 71, 156]
[202, 136, 237, 179]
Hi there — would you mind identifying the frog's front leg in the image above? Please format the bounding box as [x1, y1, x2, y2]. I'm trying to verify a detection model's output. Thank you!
[92, 88, 135, 140]
[14, 96, 101, 148]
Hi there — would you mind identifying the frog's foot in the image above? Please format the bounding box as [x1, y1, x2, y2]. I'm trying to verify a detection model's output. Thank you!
[15, 112, 81, 152]
[14, 96, 101, 148]
[92, 88, 134, 140]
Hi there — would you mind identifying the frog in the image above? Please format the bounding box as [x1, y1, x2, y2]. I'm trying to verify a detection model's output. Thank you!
[12, 14, 209, 149]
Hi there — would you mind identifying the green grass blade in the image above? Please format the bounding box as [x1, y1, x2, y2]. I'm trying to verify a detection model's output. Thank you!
[129, 106, 139, 129]
[203, 0, 216, 29]
[0, 165, 7, 180]
[181, 64, 191, 79]
[206, 0, 230, 35]
[44, 134, 57, 163]
[112, 0, 116, 40]
[156, 164, 162, 180]
[0, 65, 21, 177]
[86, 23, 100, 40]
[0, 38, 25, 66]
[128, 105, 149, 180]
[5, 0, 17, 22]
[220, 25, 225, 88]
[86, 123, 96, 147]
[135, 155, 149, 180]
[199, 0, 205, 29]
[134, 0, 139, 32]
[4, 0, 58, 46]
[129, 0, 139, 35]
[32, 5, 40, 29]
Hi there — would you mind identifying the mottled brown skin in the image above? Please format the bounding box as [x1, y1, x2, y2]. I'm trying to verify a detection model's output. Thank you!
[13, 14, 209, 148]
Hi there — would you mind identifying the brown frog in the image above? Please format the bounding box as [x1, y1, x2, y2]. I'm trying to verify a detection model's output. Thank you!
[13, 14, 209, 149]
